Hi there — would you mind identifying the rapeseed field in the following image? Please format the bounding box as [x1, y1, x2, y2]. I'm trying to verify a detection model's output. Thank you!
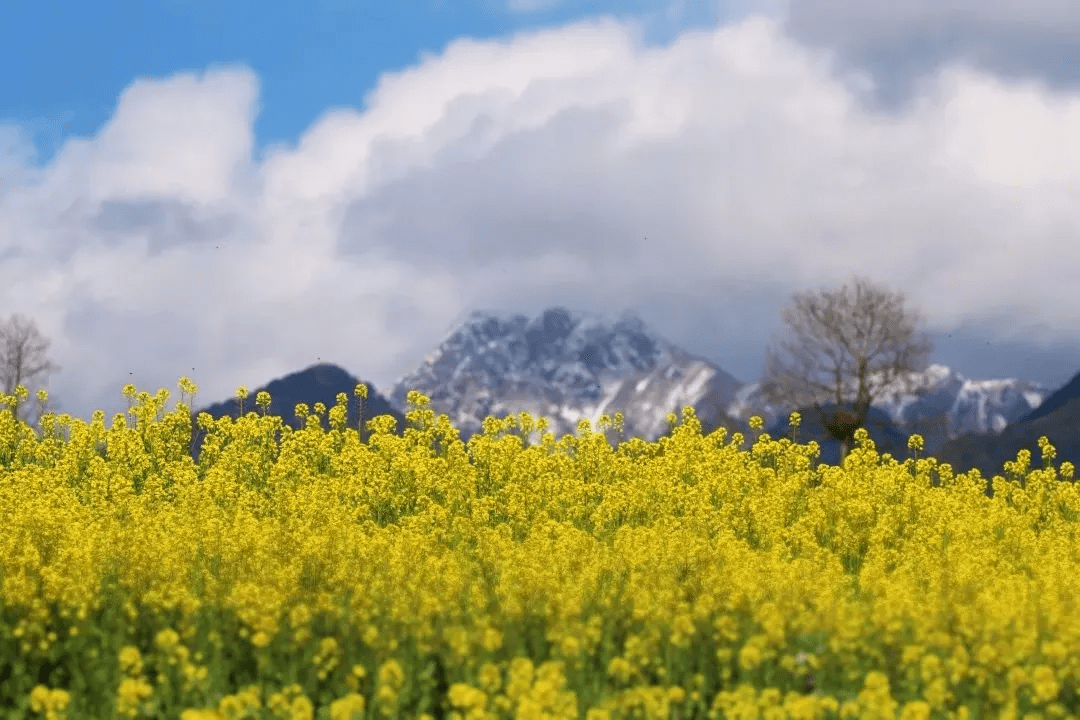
[1, 378, 1078, 719]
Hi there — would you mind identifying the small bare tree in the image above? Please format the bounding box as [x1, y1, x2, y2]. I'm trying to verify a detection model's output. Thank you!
[759, 275, 933, 465]
[0, 313, 61, 430]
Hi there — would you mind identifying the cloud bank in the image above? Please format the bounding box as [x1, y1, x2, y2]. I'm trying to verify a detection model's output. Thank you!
[2, 13, 1080, 427]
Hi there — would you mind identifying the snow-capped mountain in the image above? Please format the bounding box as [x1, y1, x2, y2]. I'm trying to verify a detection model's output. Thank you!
[389, 307, 1052, 454]
[183, 307, 1058, 478]
[726, 363, 1051, 454]
[935, 366, 1080, 482]
[388, 307, 746, 446]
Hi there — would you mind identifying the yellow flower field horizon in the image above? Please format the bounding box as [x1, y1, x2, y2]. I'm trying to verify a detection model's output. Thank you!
[1, 379, 1078, 720]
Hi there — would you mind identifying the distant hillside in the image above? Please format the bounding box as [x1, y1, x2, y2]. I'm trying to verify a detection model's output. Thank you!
[188, 363, 406, 462]
[729, 363, 1050, 458]
[1015, 369, 1080, 426]
[935, 394, 1080, 484]
[176, 307, 1074, 486]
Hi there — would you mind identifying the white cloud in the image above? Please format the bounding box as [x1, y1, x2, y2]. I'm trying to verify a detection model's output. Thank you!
[2, 14, 1080, 428]
[53, 66, 259, 207]
[783, 0, 1080, 50]
[777, 0, 1080, 110]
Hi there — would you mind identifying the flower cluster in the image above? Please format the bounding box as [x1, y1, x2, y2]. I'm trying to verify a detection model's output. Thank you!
[1, 381, 1079, 718]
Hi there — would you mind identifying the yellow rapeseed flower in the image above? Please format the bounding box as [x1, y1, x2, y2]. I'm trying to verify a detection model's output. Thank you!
[29, 685, 70, 720]
[116, 677, 154, 718]
[607, 657, 634, 684]
[900, 700, 932, 720]
[329, 694, 366, 720]
[449, 683, 488, 710]
[118, 646, 143, 677]
[155, 628, 180, 651]
[478, 662, 503, 693]
[739, 641, 763, 671]
[1031, 664, 1061, 704]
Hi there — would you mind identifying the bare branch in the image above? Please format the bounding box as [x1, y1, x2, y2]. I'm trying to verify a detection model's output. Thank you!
[0, 313, 61, 430]
[759, 275, 934, 465]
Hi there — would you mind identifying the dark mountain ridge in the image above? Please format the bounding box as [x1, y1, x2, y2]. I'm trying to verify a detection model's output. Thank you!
[1014, 368, 1080, 426]
[934, 393, 1080, 482]
[187, 363, 406, 463]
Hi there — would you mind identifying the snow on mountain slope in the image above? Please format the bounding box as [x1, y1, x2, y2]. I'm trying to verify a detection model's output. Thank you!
[726, 364, 1051, 452]
[389, 307, 743, 444]
[390, 307, 1051, 451]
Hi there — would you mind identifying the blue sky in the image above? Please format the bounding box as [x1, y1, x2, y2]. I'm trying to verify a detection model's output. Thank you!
[3, 0, 726, 167]
[4, 0, 1080, 429]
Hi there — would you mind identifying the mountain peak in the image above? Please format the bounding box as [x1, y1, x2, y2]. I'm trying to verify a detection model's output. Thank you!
[389, 306, 736, 441]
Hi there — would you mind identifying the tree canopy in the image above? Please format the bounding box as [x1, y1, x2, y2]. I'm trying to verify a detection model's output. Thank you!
[759, 275, 934, 465]
[0, 313, 61, 430]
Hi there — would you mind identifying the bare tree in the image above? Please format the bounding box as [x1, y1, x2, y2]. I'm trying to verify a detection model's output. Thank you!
[758, 275, 934, 466]
[0, 313, 61, 430]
